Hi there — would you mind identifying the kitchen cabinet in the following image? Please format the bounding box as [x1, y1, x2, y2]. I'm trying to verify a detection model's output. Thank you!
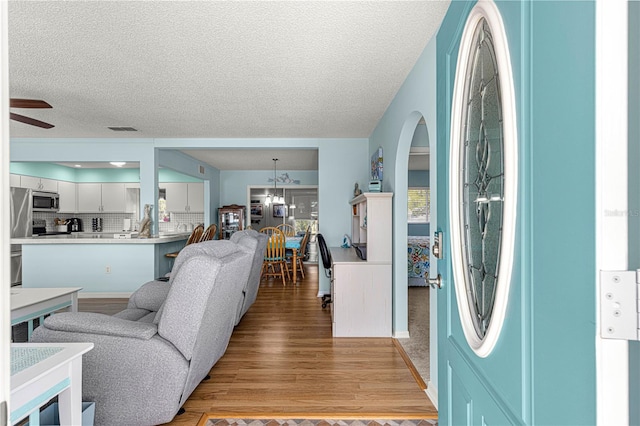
[77, 183, 126, 212]
[57, 181, 77, 213]
[10, 174, 20, 187]
[218, 204, 245, 239]
[162, 182, 204, 213]
[20, 175, 58, 192]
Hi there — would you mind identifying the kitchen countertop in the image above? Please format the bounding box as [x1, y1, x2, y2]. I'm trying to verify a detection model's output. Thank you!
[12, 232, 191, 244]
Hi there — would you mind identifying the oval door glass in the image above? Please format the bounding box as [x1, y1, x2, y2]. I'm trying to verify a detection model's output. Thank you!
[461, 17, 504, 339]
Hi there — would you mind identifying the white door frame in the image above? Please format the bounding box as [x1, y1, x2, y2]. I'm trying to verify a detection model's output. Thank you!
[1, 0, 11, 421]
[596, 0, 629, 424]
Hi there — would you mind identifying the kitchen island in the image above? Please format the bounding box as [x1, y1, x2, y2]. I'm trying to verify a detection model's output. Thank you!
[12, 233, 190, 296]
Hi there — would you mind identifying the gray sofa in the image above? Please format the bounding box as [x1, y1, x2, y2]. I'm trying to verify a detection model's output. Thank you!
[32, 239, 255, 426]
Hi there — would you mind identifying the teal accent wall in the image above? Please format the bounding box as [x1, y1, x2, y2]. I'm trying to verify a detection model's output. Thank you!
[434, 0, 596, 424]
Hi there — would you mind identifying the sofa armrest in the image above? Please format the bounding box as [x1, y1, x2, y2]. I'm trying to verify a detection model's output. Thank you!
[42, 312, 157, 340]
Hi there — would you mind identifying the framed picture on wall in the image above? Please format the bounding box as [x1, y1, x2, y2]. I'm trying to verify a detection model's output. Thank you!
[273, 204, 287, 218]
[251, 203, 263, 219]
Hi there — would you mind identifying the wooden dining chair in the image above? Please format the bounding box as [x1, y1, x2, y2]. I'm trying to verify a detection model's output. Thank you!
[276, 223, 296, 237]
[259, 227, 289, 285]
[165, 224, 205, 259]
[289, 227, 310, 280]
[199, 224, 217, 242]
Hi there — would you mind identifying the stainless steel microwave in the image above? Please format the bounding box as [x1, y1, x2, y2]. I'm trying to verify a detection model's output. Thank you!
[32, 190, 60, 212]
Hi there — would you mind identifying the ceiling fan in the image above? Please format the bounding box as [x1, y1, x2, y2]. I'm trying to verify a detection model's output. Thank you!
[10, 98, 55, 129]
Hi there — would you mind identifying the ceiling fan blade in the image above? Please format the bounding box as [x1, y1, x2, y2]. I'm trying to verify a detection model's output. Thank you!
[10, 99, 52, 109]
[10, 113, 55, 129]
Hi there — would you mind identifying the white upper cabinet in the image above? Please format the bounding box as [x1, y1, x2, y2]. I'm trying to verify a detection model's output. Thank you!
[100, 183, 126, 212]
[20, 175, 58, 192]
[187, 182, 204, 212]
[77, 183, 126, 212]
[57, 181, 77, 213]
[163, 182, 204, 213]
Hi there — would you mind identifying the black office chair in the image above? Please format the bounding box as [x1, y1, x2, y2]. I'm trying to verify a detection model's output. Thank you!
[317, 233, 333, 308]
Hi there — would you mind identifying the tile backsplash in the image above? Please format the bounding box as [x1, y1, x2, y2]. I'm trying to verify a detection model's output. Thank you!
[34, 212, 205, 233]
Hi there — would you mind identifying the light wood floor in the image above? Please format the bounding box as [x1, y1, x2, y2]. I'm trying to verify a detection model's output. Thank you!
[79, 265, 437, 425]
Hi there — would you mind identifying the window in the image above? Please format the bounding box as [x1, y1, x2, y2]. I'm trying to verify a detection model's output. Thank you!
[408, 187, 430, 223]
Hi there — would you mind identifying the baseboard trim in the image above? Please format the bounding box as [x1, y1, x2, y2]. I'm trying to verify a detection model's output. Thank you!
[425, 381, 438, 410]
[78, 292, 132, 299]
[392, 338, 427, 390]
[394, 331, 410, 339]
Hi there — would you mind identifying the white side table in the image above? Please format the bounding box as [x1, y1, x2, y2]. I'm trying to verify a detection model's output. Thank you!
[11, 342, 93, 425]
[11, 287, 82, 340]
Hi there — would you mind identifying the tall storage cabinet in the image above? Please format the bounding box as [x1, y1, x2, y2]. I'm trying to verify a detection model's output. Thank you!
[218, 204, 245, 239]
[330, 192, 393, 337]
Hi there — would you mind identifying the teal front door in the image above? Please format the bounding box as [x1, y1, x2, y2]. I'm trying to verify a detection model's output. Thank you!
[435, 1, 597, 424]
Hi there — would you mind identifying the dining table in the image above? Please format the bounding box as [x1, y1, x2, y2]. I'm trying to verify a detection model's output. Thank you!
[285, 236, 303, 284]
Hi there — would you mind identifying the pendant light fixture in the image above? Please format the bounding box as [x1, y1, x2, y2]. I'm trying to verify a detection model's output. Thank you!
[265, 158, 284, 206]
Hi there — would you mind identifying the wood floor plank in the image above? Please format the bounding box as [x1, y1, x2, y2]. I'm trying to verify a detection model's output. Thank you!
[79, 264, 437, 424]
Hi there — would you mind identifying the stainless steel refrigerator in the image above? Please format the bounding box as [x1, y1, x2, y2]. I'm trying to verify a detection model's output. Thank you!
[10, 187, 32, 286]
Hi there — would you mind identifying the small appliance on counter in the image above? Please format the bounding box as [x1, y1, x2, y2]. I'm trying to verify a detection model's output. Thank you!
[91, 218, 103, 232]
[123, 218, 132, 232]
[68, 217, 83, 232]
[32, 219, 71, 236]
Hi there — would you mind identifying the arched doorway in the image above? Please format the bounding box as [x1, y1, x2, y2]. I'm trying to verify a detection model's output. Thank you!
[393, 111, 438, 405]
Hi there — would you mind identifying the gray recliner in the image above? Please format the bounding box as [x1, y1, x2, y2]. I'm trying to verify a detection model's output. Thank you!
[31, 240, 254, 426]
[116, 229, 268, 326]
[230, 229, 269, 325]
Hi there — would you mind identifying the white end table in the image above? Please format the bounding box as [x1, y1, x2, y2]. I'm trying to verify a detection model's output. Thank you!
[11, 342, 94, 425]
[11, 287, 82, 340]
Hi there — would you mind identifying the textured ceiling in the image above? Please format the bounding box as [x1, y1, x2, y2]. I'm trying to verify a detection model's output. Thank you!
[8, 1, 449, 139]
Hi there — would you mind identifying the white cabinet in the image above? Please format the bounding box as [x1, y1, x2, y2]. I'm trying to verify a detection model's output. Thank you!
[162, 182, 204, 213]
[101, 183, 126, 212]
[187, 182, 204, 212]
[10, 174, 20, 187]
[329, 192, 393, 337]
[57, 181, 77, 213]
[20, 176, 58, 192]
[330, 250, 392, 337]
[77, 183, 126, 212]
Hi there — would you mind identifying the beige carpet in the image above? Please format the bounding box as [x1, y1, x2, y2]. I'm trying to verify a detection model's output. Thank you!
[397, 287, 430, 384]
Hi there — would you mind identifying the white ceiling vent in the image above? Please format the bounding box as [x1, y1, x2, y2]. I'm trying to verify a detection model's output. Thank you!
[107, 126, 138, 132]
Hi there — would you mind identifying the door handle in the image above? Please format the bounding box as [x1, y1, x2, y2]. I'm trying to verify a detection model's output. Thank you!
[425, 271, 442, 289]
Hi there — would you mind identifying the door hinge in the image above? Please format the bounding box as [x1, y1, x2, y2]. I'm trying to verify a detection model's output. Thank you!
[600, 270, 640, 340]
